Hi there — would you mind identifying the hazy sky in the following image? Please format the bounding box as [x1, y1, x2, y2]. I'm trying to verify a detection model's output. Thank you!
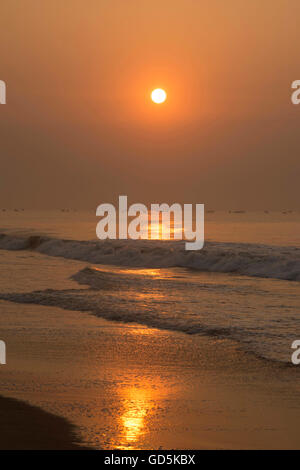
[0, 0, 299, 209]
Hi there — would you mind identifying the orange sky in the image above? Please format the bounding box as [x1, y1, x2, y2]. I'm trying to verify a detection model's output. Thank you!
[0, 0, 299, 209]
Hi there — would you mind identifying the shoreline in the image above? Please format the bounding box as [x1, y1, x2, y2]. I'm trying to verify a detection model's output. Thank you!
[1, 297, 300, 449]
[0, 248, 299, 450]
[0, 394, 87, 450]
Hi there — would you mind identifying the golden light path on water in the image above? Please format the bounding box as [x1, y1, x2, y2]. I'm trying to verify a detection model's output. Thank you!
[117, 388, 149, 449]
[110, 362, 165, 450]
[119, 218, 182, 240]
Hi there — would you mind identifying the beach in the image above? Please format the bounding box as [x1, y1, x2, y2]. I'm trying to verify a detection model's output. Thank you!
[0, 210, 299, 449]
[1, 0, 300, 452]
[1, 296, 300, 449]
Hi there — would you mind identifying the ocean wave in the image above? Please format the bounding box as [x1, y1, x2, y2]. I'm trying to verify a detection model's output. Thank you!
[0, 232, 299, 281]
[0, 265, 297, 364]
[0, 288, 235, 338]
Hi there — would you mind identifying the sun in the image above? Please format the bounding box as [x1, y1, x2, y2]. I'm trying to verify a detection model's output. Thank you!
[151, 88, 167, 104]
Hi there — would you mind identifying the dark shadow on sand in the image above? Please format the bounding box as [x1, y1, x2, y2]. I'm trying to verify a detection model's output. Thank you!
[0, 395, 89, 450]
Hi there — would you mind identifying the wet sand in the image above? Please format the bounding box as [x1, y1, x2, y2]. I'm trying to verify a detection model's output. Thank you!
[0, 250, 299, 449]
[1, 296, 300, 450]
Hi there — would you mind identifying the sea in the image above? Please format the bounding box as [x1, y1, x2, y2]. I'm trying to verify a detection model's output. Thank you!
[0, 209, 299, 364]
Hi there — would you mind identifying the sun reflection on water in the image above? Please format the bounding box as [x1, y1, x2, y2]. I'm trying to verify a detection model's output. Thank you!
[115, 387, 152, 450]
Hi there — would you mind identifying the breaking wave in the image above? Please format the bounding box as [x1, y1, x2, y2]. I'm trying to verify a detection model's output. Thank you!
[0, 264, 298, 363]
[0, 232, 299, 281]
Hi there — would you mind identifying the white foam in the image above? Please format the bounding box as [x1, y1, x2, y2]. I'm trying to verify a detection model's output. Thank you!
[0, 233, 299, 281]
